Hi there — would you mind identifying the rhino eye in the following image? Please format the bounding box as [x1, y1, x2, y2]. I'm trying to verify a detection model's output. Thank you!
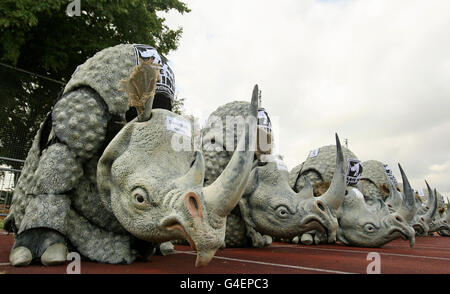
[275, 206, 290, 219]
[135, 194, 145, 203]
[132, 187, 149, 206]
[364, 223, 376, 233]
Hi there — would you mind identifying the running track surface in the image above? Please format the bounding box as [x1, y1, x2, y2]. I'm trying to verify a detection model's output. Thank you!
[0, 230, 449, 274]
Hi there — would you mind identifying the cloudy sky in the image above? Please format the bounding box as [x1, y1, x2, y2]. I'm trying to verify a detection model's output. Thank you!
[162, 0, 450, 201]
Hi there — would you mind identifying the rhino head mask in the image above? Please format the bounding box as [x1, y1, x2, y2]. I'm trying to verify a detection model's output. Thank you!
[97, 86, 259, 267]
[409, 182, 438, 236]
[428, 190, 449, 234]
[429, 207, 450, 234]
[437, 209, 450, 236]
[333, 164, 416, 247]
[240, 143, 345, 244]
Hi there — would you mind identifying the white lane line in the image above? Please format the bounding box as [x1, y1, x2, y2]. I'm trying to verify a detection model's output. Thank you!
[0, 263, 10, 266]
[278, 243, 450, 252]
[173, 250, 355, 274]
[271, 244, 450, 261]
[171, 251, 196, 255]
[384, 245, 450, 251]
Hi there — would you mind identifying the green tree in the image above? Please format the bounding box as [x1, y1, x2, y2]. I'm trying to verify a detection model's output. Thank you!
[0, 0, 189, 168]
[172, 96, 185, 115]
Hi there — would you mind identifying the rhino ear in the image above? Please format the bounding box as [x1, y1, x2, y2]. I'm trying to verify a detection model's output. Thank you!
[97, 123, 136, 211]
[363, 193, 378, 204]
[244, 167, 259, 196]
[297, 177, 314, 199]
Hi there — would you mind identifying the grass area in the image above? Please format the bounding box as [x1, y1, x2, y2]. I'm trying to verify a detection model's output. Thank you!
[0, 218, 3, 230]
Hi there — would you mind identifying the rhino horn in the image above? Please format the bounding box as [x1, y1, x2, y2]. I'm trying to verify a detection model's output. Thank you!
[297, 176, 314, 199]
[386, 176, 402, 209]
[202, 85, 258, 217]
[175, 151, 205, 188]
[395, 164, 416, 222]
[318, 133, 346, 211]
[423, 181, 438, 222]
[424, 181, 434, 209]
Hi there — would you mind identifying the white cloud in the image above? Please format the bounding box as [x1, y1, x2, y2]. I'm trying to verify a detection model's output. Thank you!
[162, 0, 450, 200]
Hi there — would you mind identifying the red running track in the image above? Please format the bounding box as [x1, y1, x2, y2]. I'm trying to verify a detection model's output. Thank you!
[0, 230, 449, 274]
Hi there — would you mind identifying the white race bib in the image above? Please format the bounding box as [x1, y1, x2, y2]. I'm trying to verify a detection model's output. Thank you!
[417, 188, 424, 197]
[275, 158, 288, 171]
[308, 149, 319, 158]
[383, 164, 398, 186]
[166, 116, 191, 138]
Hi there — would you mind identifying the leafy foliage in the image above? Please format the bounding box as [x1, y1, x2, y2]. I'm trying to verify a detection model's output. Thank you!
[172, 96, 185, 115]
[0, 0, 189, 166]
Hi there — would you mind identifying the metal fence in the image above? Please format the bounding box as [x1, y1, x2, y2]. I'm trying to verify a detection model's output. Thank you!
[0, 157, 24, 217]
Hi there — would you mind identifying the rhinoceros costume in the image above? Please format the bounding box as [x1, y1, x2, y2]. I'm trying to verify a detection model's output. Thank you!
[415, 185, 445, 231]
[416, 187, 446, 212]
[427, 189, 450, 235]
[358, 160, 431, 237]
[384, 176, 441, 237]
[411, 183, 440, 236]
[230, 151, 344, 248]
[428, 206, 450, 235]
[4, 44, 258, 267]
[289, 144, 416, 247]
[437, 209, 450, 236]
[200, 99, 344, 248]
[358, 160, 400, 201]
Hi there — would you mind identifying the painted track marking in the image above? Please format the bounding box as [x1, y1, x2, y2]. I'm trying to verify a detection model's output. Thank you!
[385, 245, 450, 250]
[271, 244, 450, 261]
[174, 250, 355, 274]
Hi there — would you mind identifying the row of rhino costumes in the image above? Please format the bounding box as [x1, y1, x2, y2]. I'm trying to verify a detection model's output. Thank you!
[4, 44, 449, 268]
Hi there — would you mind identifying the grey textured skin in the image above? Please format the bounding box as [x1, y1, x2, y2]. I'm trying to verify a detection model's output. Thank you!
[201, 101, 345, 248]
[6, 86, 138, 265]
[359, 160, 396, 201]
[63, 44, 138, 116]
[5, 43, 257, 267]
[427, 188, 449, 235]
[232, 154, 340, 247]
[96, 106, 256, 267]
[290, 143, 358, 193]
[290, 147, 416, 247]
[358, 160, 430, 237]
[336, 186, 415, 247]
[5, 44, 147, 266]
[416, 187, 445, 214]
[201, 100, 259, 247]
[409, 183, 439, 236]
[202, 101, 255, 185]
[429, 212, 450, 235]
[6, 104, 256, 267]
[437, 210, 450, 236]
[288, 162, 303, 190]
